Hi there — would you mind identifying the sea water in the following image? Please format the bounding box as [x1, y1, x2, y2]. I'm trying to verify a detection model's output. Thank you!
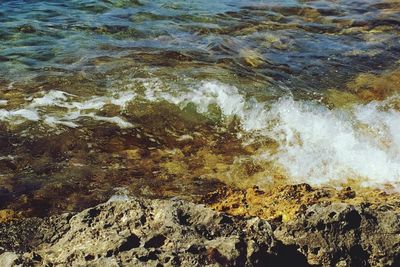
[0, 0, 399, 216]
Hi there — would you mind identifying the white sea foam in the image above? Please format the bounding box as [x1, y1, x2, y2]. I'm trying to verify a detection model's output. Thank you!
[43, 116, 80, 128]
[143, 80, 400, 189]
[0, 90, 136, 128]
[87, 113, 134, 128]
[1, 79, 399, 188]
[144, 80, 269, 131]
[267, 98, 400, 187]
[0, 108, 40, 122]
[28, 90, 71, 107]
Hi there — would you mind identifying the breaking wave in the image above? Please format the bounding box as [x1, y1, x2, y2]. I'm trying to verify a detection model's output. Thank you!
[146, 81, 400, 189]
[1, 80, 399, 189]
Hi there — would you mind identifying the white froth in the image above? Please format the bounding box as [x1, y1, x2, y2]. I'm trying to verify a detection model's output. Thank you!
[88, 114, 134, 128]
[144, 80, 269, 131]
[0, 108, 40, 123]
[0, 90, 136, 128]
[1, 79, 399, 188]
[43, 116, 79, 128]
[267, 98, 400, 187]
[28, 90, 72, 107]
[143, 80, 400, 189]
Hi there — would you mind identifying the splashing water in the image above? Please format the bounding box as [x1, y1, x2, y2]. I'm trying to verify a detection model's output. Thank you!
[142, 80, 400, 189]
[0, 0, 400, 216]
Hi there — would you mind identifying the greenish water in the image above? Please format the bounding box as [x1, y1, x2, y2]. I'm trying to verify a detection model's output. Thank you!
[0, 0, 399, 217]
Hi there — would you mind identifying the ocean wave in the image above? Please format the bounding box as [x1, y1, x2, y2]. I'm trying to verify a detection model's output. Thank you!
[144, 80, 400, 189]
[0, 80, 399, 189]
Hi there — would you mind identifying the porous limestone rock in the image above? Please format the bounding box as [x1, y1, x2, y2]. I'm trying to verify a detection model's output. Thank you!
[0, 192, 399, 267]
[0, 197, 304, 266]
[274, 203, 400, 267]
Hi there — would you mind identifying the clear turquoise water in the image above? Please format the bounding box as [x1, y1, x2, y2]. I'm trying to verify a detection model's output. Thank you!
[1, 0, 399, 88]
[0, 0, 399, 217]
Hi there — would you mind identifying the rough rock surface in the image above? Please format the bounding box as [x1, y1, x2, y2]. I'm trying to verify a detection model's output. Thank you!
[0, 196, 308, 266]
[204, 184, 400, 222]
[206, 184, 400, 266]
[274, 203, 400, 267]
[0, 189, 399, 267]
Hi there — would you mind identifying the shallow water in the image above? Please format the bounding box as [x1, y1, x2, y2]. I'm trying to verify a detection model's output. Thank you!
[0, 0, 400, 217]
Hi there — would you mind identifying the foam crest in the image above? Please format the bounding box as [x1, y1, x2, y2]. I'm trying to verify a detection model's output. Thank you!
[143, 80, 400, 189]
[267, 98, 400, 188]
[144, 80, 269, 131]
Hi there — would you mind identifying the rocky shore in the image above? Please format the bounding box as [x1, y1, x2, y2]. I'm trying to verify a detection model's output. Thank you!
[0, 185, 399, 266]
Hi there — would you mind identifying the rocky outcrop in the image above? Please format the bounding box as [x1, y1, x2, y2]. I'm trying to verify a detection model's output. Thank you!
[205, 184, 400, 266]
[274, 203, 400, 267]
[0, 196, 308, 266]
[0, 188, 399, 267]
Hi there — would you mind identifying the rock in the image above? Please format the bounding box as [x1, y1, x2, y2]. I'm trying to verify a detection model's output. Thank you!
[274, 203, 400, 266]
[204, 184, 400, 222]
[16, 24, 36, 33]
[205, 184, 400, 266]
[0, 252, 19, 267]
[239, 49, 264, 68]
[0, 197, 291, 266]
[0, 214, 72, 253]
[0, 209, 20, 223]
[0, 191, 398, 266]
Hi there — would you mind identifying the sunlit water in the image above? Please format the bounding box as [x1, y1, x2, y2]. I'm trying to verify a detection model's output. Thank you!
[0, 0, 399, 217]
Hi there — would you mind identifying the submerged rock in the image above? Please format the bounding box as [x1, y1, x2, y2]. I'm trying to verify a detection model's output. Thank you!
[16, 24, 36, 34]
[325, 68, 400, 109]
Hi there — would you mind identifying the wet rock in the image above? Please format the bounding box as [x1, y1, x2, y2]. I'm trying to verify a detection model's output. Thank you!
[204, 184, 400, 223]
[239, 49, 264, 68]
[205, 184, 400, 266]
[0, 210, 20, 223]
